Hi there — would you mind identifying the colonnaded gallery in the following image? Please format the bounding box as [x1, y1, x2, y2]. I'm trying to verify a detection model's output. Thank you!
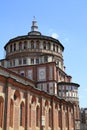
[0, 19, 80, 130]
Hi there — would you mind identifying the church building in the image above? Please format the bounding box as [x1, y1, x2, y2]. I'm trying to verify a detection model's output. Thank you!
[0, 19, 80, 130]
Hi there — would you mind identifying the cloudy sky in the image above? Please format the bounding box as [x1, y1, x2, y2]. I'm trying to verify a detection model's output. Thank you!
[0, 0, 87, 107]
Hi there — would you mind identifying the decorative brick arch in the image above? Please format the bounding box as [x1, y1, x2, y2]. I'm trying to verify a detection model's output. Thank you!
[14, 90, 20, 105]
[55, 103, 58, 109]
[45, 100, 49, 107]
[0, 96, 4, 128]
[31, 96, 36, 104]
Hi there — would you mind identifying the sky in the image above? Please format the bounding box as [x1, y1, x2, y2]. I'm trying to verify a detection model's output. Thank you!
[0, 0, 87, 108]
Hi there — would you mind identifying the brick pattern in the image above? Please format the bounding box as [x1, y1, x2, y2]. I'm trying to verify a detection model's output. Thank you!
[0, 76, 75, 130]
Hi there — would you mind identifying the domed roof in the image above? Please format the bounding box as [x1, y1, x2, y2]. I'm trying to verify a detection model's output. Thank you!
[4, 19, 64, 51]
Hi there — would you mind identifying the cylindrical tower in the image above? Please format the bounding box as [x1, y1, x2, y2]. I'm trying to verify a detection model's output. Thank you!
[4, 20, 64, 73]
[0, 19, 80, 130]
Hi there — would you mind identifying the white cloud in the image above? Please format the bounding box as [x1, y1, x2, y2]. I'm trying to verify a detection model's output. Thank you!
[51, 33, 59, 39]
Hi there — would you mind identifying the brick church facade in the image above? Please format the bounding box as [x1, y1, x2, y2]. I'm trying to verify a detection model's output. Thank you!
[0, 19, 80, 130]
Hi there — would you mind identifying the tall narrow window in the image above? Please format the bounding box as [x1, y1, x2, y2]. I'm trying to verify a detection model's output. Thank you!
[20, 103, 22, 126]
[58, 110, 62, 128]
[31, 59, 34, 64]
[23, 58, 26, 64]
[20, 102, 25, 127]
[31, 41, 34, 49]
[14, 43, 16, 51]
[10, 99, 13, 127]
[29, 105, 31, 127]
[57, 46, 58, 52]
[65, 112, 68, 127]
[36, 41, 39, 49]
[10, 61, 12, 67]
[36, 106, 40, 127]
[13, 60, 15, 66]
[48, 42, 50, 50]
[49, 108, 51, 127]
[10, 44, 12, 52]
[19, 59, 22, 65]
[44, 55, 48, 62]
[71, 113, 74, 128]
[43, 42, 46, 49]
[19, 42, 22, 50]
[24, 41, 27, 49]
[0, 97, 4, 128]
[53, 44, 55, 51]
[36, 58, 39, 64]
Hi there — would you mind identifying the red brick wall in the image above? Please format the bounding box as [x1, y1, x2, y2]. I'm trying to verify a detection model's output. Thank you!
[0, 76, 75, 130]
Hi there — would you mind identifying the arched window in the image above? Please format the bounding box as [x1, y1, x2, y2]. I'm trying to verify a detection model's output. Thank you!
[36, 106, 40, 127]
[0, 97, 4, 128]
[36, 40, 39, 49]
[57, 45, 58, 52]
[43, 42, 46, 49]
[19, 42, 22, 50]
[20, 102, 25, 127]
[31, 96, 36, 104]
[14, 90, 20, 105]
[45, 100, 49, 107]
[53, 44, 55, 51]
[31, 41, 34, 49]
[10, 99, 14, 127]
[24, 41, 27, 49]
[47, 42, 50, 50]
[14, 43, 16, 51]
[10, 44, 12, 52]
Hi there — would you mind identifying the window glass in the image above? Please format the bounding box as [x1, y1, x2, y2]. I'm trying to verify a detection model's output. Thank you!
[24, 41, 27, 49]
[19, 59, 22, 65]
[23, 58, 26, 64]
[36, 59, 39, 64]
[31, 59, 34, 64]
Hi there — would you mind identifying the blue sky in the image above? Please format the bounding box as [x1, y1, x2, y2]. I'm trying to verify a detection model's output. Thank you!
[0, 0, 87, 108]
